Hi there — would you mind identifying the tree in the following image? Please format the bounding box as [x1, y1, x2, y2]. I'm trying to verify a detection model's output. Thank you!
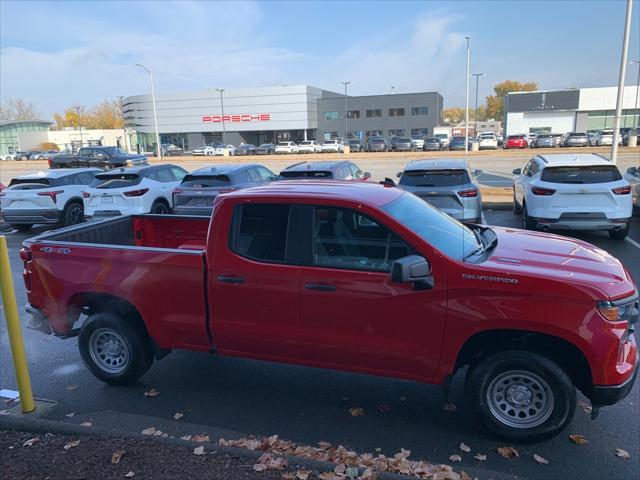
[0, 98, 41, 122]
[442, 107, 464, 124]
[485, 80, 538, 119]
[52, 101, 123, 130]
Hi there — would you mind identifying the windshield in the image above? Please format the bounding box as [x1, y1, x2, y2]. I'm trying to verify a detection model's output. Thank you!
[277, 143, 291, 146]
[299, 141, 313, 145]
[400, 169, 471, 187]
[434, 134, 448, 139]
[280, 170, 332, 179]
[382, 193, 480, 260]
[93, 174, 141, 189]
[541, 165, 622, 184]
[426, 138, 440, 143]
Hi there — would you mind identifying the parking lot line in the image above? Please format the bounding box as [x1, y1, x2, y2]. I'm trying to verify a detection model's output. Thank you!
[625, 236, 640, 250]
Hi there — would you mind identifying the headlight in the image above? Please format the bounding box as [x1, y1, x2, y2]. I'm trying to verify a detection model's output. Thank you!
[597, 294, 639, 325]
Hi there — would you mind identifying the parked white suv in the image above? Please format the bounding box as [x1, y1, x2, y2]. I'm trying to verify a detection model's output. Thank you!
[477, 132, 498, 150]
[275, 142, 299, 154]
[297, 140, 321, 153]
[83, 164, 187, 218]
[0, 168, 100, 231]
[592, 129, 622, 146]
[320, 139, 343, 153]
[214, 144, 236, 156]
[192, 145, 216, 156]
[512, 154, 632, 240]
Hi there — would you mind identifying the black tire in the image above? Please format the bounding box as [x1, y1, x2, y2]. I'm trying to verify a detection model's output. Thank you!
[513, 191, 522, 215]
[609, 225, 629, 240]
[62, 201, 84, 226]
[151, 200, 169, 215]
[10, 224, 33, 232]
[522, 203, 536, 230]
[466, 350, 576, 442]
[78, 313, 154, 385]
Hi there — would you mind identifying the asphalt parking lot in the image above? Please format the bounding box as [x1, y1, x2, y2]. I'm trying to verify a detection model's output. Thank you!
[1, 152, 639, 480]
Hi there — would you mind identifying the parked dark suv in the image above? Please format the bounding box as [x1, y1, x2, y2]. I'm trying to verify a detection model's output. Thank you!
[50, 146, 148, 169]
[366, 137, 388, 152]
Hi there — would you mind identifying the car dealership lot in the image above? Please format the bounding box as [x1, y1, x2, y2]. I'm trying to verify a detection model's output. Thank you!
[1, 153, 639, 479]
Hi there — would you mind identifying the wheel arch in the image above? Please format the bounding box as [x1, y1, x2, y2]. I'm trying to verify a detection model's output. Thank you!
[454, 329, 593, 397]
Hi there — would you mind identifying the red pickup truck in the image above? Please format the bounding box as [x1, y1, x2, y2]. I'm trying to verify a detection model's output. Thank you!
[22, 180, 638, 441]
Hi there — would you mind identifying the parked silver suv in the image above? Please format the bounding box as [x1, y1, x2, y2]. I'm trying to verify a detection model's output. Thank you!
[396, 159, 482, 223]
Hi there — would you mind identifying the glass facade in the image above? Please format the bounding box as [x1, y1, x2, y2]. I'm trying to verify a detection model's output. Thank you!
[323, 111, 339, 120]
[0, 121, 52, 155]
[586, 109, 639, 131]
[389, 129, 405, 136]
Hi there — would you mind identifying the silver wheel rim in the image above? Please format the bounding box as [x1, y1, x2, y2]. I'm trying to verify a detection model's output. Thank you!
[487, 369, 554, 429]
[88, 328, 130, 374]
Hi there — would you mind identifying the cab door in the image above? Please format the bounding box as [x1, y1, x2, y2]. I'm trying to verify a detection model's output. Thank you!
[297, 205, 447, 381]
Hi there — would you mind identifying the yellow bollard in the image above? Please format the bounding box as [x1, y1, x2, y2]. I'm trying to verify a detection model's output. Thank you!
[0, 235, 35, 413]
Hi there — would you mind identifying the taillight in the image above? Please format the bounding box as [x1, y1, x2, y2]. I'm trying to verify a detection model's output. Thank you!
[19, 248, 32, 262]
[612, 185, 631, 195]
[48, 159, 52, 168]
[123, 188, 149, 197]
[173, 188, 183, 195]
[531, 186, 556, 196]
[37, 190, 64, 203]
[82, 191, 90, 198]
[458, 188, 478, 197]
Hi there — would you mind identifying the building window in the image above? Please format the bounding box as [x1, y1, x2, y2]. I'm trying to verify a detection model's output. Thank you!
[366, 109, 382, 118]
[389, 129, 405, 137]
[366, 130, 383, 139]
[323, 111, 340, 120]
[346, 110, 360, 119]
[411, 128, 428, 137]
[411, 106, 429, 116]
[388, 108, 405, 117]
[324, 131, 339, 140]
[346, 131, 362, 140]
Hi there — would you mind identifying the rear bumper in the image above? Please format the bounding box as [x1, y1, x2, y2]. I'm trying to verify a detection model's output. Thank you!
[591, 356, 639, 406]
[1, 209, 61, 224]
[532, 216, 630, 231]
[25, 304, 53, 335]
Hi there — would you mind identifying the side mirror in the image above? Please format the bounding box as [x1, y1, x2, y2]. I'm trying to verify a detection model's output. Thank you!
[390, 255, 434, 290]
[396, 171, 402, 178]
[512, 168, 522, 175]
[363, 171, 371, 180]
[474, 169, 483, 176]
[627, 167, 638, 175]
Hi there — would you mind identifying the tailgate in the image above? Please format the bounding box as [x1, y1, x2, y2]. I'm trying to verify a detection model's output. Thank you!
[2, 190, 54, 210]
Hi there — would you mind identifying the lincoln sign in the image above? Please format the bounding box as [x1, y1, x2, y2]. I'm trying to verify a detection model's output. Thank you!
[202, 114, 271, 123]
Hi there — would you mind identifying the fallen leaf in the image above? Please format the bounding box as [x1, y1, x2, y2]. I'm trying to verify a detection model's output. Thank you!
[65, 412, 76, 418]
[66, 384, 78, 391]
[193, 446, 205, 455]
[253, 464, 268, 472]
[144, 388, 160, 398]
[173, 412, 184, 421]
[578, 401, 592, 414]
[473, 453, 487, 461]
[318, 441, 332, 449]
[497, 446, 519, 458]
[345, 466, 359, 478]
[533, 454, 549, 465]
[141, 427, 157, 435]
[125, 471, 135, 478]
[80, 422, 92, 427]
[449, 454, 462, 462]
[376, 403, 390, 413]
[318, 473, 338, 480]
[615, 448, 630, 459]
[192, 434, 210, 443]
[23, 437, 39, 447]
[296, 469, 312, 480]
[64, 439, 80, 450]
[348, 407, 364, 417]
[459, 442, 471, 453]
[334, 463, 347, 475]
[442, 402, 458, 412]
[180, 435, 192, 441]
[569, 434, 589, 445]
[111, 449, 125, 464]
[282, 474, 296, 480]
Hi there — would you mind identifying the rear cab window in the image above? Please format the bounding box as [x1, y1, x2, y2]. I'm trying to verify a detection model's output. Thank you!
[541, 165, 622, 184]
[400, 169, 471, 187]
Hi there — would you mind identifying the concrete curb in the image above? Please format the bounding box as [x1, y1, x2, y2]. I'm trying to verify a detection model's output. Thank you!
[0, 415, 521, 480]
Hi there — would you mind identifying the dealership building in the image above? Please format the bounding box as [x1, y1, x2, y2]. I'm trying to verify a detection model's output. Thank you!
[122, 85, 443, 150]
[504, 86, 640, 136]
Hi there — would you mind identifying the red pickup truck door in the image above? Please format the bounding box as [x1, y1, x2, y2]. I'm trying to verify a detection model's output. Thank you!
[298, 205, 447, 382]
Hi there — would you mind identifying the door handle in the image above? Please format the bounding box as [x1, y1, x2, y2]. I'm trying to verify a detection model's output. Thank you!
[305, 283, 337, 292]
[217, 275, 245, 284]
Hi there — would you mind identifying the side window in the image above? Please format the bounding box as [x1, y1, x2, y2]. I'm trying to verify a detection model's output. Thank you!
[171, 167, 187, 181]
[349, 164, 363, 179]
[257, 167, 275, 181]
[156, 168, 174, 182]
[523, 160, 533, 177]
[313, 206, 413, 272]
[231, 204, 290, 263]
[146, 169, 158, 181]
[338, 166, 352, 180]
[246, 168, 262, 183]
[529, 161, 540, 176]
[79, 148, 92, 158]
[75, 172, 95, 185]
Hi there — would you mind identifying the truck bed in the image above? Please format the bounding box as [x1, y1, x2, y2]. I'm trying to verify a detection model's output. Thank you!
[30, 215, 210, 251]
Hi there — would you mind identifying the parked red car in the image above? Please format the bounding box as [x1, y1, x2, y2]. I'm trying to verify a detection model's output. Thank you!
[504, 134, 529, 149]
[21, 181, 638, 441]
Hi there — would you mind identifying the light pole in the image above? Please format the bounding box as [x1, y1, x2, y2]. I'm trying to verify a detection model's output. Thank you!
[215, 88, 226, 143]
[117, 96, 128, 152]
[135, 63, 162, 160]
[610, 0, 633, 164]
[464, 36, 470, 153]
[340, 81, 351, 141]
[471, 73, 486, 137]
[630, 60, 640, 129]
[74, 105, 83, 148]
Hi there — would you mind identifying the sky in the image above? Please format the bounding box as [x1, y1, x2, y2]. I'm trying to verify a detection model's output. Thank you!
[1, 0, 639, 119]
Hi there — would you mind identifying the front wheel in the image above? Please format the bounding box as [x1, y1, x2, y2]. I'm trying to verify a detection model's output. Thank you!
[466, 351, 576, 442]
[78, 313, 154, 385]
[522, 203, 536, 230]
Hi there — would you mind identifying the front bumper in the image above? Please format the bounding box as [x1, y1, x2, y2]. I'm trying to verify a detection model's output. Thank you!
[1, 208, 61, 224]
[592, 355, 639, 406]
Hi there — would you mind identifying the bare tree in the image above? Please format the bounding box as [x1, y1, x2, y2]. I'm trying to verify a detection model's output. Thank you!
[0, 98, 41, 122]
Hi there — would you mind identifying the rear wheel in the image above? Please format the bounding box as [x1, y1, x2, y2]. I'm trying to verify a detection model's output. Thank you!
[513, 191, 522, 215]
[78, 313, 154, 385]
[63, 201, 84, 226]
[609, 225, 629, 240]
[10, 224, 33, 232]
[151, 200, 169, 215]
[466, 350, 576, 442]
[522, 203, 536, 230]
